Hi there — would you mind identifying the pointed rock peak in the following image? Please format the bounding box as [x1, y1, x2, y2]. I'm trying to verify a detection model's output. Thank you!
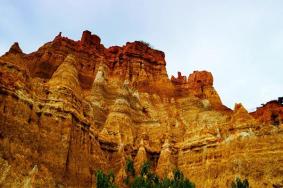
[22, 165, 38, 187]
[134, 139, 148, 175]
[232, 103, 257, 128]
[81, 30, 101, 46]
[48, 54, 80, 91]
[8, 42, 23, 54]
[54, 32, 62, 40]
[234, 103, 249, 114]
[156, 139, 174, 178]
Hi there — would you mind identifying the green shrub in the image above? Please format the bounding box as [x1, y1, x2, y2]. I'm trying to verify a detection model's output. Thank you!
[126, 158, 135, 176]
[130, 176, 148, 188]
[96, 170, 117, 188]
[138, 40, 153, 48]
[159, 178, 171, 188]
[140, 161, 151, 176]
[171, 169, 195, 188]
[124, 175, 130, 185]
[124, 161, 195, 188]
[231, 177, 249, 188]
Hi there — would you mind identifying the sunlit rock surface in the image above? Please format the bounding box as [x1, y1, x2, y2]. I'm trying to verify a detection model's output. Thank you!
[0, 30, 282, 187]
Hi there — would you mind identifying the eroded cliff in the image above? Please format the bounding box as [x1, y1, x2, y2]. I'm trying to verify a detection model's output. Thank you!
[0, 30, 282, 188]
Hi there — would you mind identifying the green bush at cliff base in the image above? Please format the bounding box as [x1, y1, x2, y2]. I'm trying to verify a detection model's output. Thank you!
[231, 177, 249, 188]
[96, 170, 117, 188]
[124, 160, 195, 188]
[126, 158, 135, 176]
[96, 163, 250, 188]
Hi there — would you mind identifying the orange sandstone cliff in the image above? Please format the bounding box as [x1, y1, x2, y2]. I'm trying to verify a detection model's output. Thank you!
[0, 31, 282, 187]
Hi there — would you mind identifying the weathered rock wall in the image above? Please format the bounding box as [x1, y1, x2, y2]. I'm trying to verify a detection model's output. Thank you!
[0, 30, 282, 187]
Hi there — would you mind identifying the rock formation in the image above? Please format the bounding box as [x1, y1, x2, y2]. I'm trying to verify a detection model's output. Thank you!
[0, 30, 282, 187]
[251, 98, 283, 126]
[7, 42, 23, 54]
[155, 139, 174, 178]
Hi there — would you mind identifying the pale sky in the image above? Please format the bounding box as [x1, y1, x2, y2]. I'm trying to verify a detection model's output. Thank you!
[0, 0, 282, 110]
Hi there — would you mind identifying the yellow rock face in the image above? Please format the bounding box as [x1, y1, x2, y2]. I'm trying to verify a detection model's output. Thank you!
[0, 31, 282, 187]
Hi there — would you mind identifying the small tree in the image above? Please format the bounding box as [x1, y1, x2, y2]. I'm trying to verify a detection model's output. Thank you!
[231, 177, 249, 188]
[126, 158, 135, 176]
[140, 161, 151, 176]
[171, 168, 195, 188]
[96, 170, 117, 188]
[127, 161, 158, 188]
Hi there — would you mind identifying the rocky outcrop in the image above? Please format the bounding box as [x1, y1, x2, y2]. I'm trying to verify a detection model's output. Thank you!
[7, 42, 23, 54]
[134, 139, 148, 175]
[0, 30, 282, 187]
[171, 71, 225, 109]
[231, 103, 258, 130]
[80, 30, 102, 49]
[155, 139, 174, 178]
[251, 98, 283, 126]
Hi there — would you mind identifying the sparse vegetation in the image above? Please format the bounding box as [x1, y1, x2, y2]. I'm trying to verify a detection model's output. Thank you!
[231, 177, 249, 188]
[93, 165, 252, 188]
[124, 160, 195, 188]
[138, 40, 153, 48]
[96, 170, 117, 188]
[126, 158, 135, 176]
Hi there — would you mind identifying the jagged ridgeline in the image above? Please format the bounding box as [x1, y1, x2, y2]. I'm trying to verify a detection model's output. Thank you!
[0, 30, 282, 187]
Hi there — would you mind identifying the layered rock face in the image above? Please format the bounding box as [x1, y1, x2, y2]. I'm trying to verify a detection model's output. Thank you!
[0, 30, 282, 188]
